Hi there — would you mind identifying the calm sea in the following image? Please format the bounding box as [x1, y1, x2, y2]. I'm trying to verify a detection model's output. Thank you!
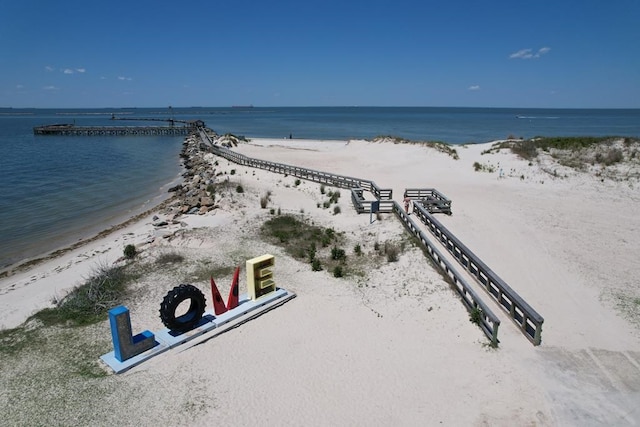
[1, 107, 639, 268]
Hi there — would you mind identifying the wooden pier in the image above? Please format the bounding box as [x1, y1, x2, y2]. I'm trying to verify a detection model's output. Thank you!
[33, 123, 197, 136]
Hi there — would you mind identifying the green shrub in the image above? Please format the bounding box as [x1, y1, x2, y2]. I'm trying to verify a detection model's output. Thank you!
[333, 265, 344, 278]
[312, 258, 322, 271]
[469, 307, 482, 325]
[320, 184, 326, 194]
[354, 244, 362, 256]
[308, 243, 317, 262]
[331, 247, 346, 261]
[236, 185, 244, 193]
[230, 169, 236, 175]
[329, 191, 341, 204]
[294, 179, 301, 186]
[333, 205, 341, 215]
[123, 244, 137, 259]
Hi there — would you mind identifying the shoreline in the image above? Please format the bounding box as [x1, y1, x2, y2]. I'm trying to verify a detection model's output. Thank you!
[0, 195, 178, 279]
[0, 169, 185, 278]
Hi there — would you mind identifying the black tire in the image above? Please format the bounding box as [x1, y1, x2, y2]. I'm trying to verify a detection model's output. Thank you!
[159, 284, 207, 332]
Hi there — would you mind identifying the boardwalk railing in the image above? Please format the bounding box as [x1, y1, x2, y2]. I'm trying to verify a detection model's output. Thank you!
[209, 144, 391, 196]
[351, 188, 394, 214]
[392, 201, 501, 344]
[412, 203, 544, 345]
[405, 188, 452, 215]
[207, 143, 503, 345]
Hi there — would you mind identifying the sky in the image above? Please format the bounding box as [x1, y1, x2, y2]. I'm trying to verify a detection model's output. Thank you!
[1, 0, 639, 108]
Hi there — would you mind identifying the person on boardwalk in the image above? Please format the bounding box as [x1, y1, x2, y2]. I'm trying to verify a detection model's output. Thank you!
[403, 192, 412, 214]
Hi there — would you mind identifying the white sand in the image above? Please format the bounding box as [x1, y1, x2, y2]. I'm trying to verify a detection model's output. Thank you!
[1, 137, 639, 425]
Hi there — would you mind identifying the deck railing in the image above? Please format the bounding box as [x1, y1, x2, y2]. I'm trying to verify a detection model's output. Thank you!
[393, 202, 501, 344]
[405, 188, 452, 215]
[209, 144, 389, 195]
[412, 203, 544, 345]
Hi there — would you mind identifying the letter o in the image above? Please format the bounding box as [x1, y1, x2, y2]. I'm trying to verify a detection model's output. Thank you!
[159, 284, 206, 332]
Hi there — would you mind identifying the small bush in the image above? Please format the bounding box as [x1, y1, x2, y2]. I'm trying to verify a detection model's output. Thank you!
[333, 205, 341, 215]
[260, 194, 269, 208]
[469, 307, 482, 325]
[320, 184, 326, 194]
[354, 244, 362, 256]
[236, 185, 244, 193]
[374, 241, 380, 252]
[123, 244, 137, 259]
[311, 258, 322, 271]
[308, 243, 317, 262]
[385, 243, 399, 262]
[329, 191, 341, 204]
[331, 247, 346, 261]
[230, 169, 236, 175]
[603, 148, 624, 165]
[295, 179, 301, 186]
[333, 265, 344, 278]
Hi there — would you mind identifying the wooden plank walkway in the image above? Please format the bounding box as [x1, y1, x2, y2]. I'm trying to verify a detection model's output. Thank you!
[199, 136, 545, 346]
[206, 143, 514, 346]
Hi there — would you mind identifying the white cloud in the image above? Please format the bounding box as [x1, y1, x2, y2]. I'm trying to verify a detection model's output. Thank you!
[468, 85, 480, 91]
[45, 65, 54, 72]
[510, 49, 533, 59]
[16, 84, 24, 89]
[61, 67, 86, 74]
[118, 76, 133, 81]
[43, 85, 59, 91]
[510, 47, 551, 59]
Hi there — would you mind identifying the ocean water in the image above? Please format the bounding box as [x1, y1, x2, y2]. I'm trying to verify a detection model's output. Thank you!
[1, 107, 639, 269]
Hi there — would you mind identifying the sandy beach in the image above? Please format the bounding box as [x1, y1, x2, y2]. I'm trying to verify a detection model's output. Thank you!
[1, 135, 639, 426]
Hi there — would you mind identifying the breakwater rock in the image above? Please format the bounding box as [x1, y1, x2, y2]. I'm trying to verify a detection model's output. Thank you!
[163, 131, 220, 217]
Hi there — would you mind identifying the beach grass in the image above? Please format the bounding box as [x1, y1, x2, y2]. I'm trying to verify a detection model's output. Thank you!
[30, 263, 139, 328]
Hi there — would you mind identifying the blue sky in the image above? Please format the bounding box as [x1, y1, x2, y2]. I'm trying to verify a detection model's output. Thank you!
[1, 0, 639, 108]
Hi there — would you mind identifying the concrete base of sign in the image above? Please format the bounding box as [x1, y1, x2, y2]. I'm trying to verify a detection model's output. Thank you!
[100, 288, 295, 374]
[100, 341, 170, 374]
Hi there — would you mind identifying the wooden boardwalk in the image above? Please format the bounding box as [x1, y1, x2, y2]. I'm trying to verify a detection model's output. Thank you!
[204, 139, 545, 346]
